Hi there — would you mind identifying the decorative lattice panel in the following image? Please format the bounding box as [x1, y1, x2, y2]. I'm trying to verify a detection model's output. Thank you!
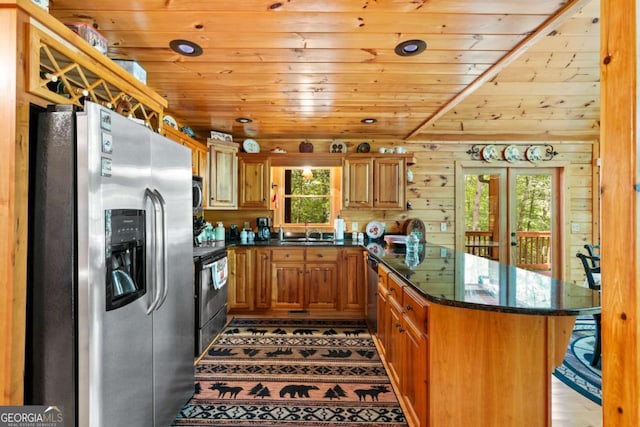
[28, 24, 165, 131]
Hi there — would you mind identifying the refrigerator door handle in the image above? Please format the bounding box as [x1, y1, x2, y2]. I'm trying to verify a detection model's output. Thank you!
[154, 189, 169, 310]
[144, 188, 163, 314]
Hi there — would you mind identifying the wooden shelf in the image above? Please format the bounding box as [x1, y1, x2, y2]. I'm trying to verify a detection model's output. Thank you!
[26, 13, 166, 130]
[240, 151, 414, 167]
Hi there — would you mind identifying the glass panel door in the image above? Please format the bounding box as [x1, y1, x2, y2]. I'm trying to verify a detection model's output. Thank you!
[508, 169, 557, 276]
[462, 167, 559, 277]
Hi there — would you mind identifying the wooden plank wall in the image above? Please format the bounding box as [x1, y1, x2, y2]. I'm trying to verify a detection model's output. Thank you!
[204, 138, 597, 286]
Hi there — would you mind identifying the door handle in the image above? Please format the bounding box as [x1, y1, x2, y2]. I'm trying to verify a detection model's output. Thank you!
[154, 189, 169, 310]
[144, 189, 162, 314]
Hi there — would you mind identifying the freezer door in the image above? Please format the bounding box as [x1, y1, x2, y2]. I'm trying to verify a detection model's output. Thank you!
[149, 131, 195, 426]
[78, 102, 154, 427]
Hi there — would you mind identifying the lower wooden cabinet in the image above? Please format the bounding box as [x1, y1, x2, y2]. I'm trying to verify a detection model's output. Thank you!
[254, 248, 271, 309]
[227, 247, 253, 311]
[340, 248, 366, 312]
[377, 267, 428, 427]
[271, 248, 339, 311]
[400, 286, 428, 427]
[227, 246, 364, 317]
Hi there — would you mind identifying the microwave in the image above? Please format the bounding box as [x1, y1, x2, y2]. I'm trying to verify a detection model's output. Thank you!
[192, 176, 203, 215]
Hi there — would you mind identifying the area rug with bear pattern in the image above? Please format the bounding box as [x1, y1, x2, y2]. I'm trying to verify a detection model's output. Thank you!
[172, 318, 407, 426]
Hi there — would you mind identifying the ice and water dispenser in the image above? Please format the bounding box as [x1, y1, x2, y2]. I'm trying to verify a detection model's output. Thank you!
[105, 209, 146, 311]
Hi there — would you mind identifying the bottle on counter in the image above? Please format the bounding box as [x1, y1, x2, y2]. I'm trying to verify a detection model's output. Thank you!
[405, 232, 420, 268]
[214, 222, 225, 241]
[240, 229, 248, 244]
[278, 225, 284, 241]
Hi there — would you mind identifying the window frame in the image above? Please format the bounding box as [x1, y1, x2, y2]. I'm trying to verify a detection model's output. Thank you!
[272, 166, 342, 229]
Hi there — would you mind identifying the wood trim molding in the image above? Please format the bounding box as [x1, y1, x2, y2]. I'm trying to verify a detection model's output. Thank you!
[405, 0, 594, 140]
[0, 5, 21, 405]
[600, 0, 640, 425]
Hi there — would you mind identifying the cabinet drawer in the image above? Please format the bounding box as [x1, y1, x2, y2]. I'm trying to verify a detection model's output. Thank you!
[377, 264, 390, 291]
[306, 248, 339, 261]
[386, 272, 405, 306]
[271, 249, 304, 262]
[402, 285, 429, 332]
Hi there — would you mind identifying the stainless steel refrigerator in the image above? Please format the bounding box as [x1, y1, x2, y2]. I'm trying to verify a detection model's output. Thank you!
[26, 102, 194, 426]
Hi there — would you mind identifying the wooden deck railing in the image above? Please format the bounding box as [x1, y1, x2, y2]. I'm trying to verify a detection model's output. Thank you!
[465, 231, 551, 271]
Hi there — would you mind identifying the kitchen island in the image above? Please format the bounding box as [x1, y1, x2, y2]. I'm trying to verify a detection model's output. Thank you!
[368, 243, 601, 427]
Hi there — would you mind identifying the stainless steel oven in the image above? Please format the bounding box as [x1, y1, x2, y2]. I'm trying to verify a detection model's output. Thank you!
[193, 247, 228, 356]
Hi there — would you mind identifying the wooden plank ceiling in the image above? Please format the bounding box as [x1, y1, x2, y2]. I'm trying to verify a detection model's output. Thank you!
[49, 0, 600, 143]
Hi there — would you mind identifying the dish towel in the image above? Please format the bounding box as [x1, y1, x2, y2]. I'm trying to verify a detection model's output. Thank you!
[211, 258, 228, 290]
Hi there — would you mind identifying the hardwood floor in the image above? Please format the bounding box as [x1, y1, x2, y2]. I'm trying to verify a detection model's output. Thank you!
[552, 376, 602, 427]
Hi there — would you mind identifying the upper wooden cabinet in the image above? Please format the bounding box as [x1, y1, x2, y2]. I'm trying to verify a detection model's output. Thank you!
[374, 158, 406, 209]
[208, 140, 239, 209]
[238, 154, 270, 209]
[162, 125, 205, 174]
[343, 158, 373, 208]
[343, 156, 407, 210]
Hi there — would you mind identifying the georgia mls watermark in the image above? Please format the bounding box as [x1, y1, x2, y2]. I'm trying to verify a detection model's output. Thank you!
[0, 406, 64, 427]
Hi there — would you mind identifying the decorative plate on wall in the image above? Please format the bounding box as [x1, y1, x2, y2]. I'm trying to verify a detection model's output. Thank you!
[365, 221, 385, 240]
[163, 115, 178, 129]
[356, 142, 371, 153]
[480, 145, 499, 162]
[503, 145, 520, 162]
[525, 146, 543, 162]
[242, 138, 260, 153]
[330, 142, 347, 153]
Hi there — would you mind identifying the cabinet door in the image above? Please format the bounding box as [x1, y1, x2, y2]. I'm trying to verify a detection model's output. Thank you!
[340, 249, 365, 312]
[254, 248, 271, 309]
[403, 318, 428, 427]
[376, 284, 388, 359]
[272, 263, 305, 310]
[386, 299, 404, 387]
[343, 158, 373, 208]
[209, 143, 238, 209]
[238, 156, 269, 209]
[374, 158, 405, 209]
[227, 248, 253, 311]
[306, 263, 338, 310]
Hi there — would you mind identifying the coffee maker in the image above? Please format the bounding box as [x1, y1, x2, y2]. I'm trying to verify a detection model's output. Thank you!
[256, 217, 271, 241]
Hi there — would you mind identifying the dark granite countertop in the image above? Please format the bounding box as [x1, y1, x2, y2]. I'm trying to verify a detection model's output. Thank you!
[369, 243, 601, 316]
[225, 239, 360, 248]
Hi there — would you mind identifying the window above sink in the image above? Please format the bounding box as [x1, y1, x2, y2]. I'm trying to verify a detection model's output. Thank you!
[271, 166, 342, 229]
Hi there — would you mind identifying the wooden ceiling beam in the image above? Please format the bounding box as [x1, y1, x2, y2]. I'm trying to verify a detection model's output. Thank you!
[405, 0, 595, 140]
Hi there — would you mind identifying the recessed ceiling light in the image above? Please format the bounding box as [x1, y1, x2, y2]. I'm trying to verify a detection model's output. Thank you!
[361, 118, 377, 124]
[394, 39, 427, 57]
[169, 39, 203, 57]
[235, 117, 252, 123]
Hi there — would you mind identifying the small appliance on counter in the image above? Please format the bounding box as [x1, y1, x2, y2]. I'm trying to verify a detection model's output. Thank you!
[256, 217, 271, 241]
[193, 216, 207, 246]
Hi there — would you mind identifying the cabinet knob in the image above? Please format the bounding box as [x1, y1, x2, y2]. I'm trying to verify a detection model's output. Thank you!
[389, 286, 395, 292]
[395, 322, 401, 328]
[406, 304, 413, 311]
